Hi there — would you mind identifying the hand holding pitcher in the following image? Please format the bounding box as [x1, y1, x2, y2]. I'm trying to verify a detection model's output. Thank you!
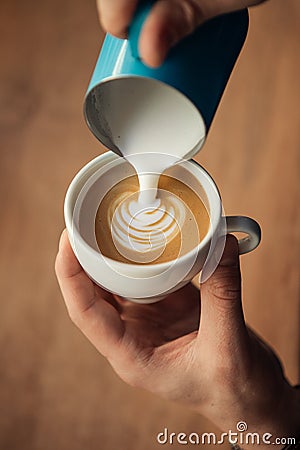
[96, 0, 267, 67]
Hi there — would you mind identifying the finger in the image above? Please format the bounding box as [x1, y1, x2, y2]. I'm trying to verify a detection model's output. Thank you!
[96, 0, 139, 38]
[55, 230, 124, 357]
[199, 235, 249, 349]
[139, 0, 207, 67]
[138, 0, 267, 67]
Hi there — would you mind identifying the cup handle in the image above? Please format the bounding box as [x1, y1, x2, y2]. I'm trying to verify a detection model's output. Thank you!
[226, 216, 261, 254]
[128, 0, 156, 59]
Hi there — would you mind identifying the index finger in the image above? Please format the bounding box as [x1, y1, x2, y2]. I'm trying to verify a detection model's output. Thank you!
[96, 0, 139, 37]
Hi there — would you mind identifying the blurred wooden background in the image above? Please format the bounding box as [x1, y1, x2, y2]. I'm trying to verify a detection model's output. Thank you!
[0, 0, 299, 449]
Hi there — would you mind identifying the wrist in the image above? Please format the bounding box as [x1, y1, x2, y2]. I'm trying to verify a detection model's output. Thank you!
[209, 382, 300, 450]
[243, 383, 300, 450]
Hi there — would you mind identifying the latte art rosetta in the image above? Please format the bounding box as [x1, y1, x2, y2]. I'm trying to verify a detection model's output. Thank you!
[108, 190, 186, 263]
[95, 174, 209, 265]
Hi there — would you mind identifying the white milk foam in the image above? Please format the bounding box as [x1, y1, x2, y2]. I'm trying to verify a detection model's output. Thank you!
[108, 148, 190, 262]
[108, 189, 186, 263]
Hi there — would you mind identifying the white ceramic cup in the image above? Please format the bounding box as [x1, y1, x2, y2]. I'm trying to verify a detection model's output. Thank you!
[64, 152, 261, 303]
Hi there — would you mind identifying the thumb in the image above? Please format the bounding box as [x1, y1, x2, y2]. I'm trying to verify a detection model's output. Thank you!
[199, 235, 248, 348]
[139, 0, 207, 67]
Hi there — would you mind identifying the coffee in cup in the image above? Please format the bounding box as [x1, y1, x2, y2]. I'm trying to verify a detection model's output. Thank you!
[95, 173, 210, 265]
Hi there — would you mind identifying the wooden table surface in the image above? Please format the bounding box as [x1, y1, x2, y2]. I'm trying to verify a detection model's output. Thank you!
[0, 1, 299, 449]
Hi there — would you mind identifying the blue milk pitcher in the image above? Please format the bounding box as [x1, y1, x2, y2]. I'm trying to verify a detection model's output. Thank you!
[84, 1, 249, 159]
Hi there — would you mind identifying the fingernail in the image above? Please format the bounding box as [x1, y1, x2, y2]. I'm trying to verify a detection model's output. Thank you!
[220, 255, 239, 267]
[220, 236, 239, 267]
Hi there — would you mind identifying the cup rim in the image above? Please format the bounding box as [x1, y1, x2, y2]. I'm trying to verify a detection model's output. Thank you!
[64, 151, 222, 272]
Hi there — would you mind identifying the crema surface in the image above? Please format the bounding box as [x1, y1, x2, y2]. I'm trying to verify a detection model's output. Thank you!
[95, 174, 209, 264]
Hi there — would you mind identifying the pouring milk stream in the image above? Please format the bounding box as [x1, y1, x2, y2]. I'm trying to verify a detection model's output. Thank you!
[83, 3, 249, 260]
